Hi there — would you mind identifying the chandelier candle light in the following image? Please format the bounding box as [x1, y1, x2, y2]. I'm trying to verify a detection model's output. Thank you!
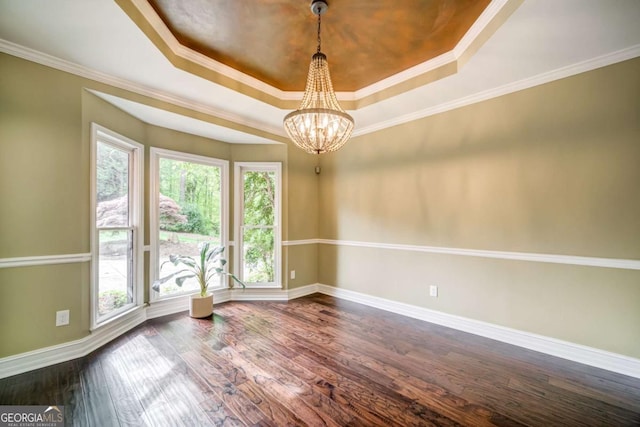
[283, 0, 355, 154]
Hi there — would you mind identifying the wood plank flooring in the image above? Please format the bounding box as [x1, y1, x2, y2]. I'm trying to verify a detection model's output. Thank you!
[1, 294, 639, 426]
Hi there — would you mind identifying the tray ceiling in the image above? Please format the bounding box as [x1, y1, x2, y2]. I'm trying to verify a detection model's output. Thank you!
[145, 0, 491, 92]
[1, 0, 638, 145]
[116, 0, 509, 109]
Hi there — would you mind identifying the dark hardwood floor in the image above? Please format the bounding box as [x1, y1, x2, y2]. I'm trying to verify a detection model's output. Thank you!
[1, 294, 639, 426]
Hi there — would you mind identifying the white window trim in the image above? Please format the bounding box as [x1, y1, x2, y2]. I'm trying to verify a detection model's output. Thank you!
[90, 123, 144, 331]
[149, 147, 229, 302]
[233, 162, 282, 288]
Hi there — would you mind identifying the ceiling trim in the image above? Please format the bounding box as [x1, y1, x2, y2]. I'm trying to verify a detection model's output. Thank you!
[353, 44, 640, 137]
[115, 0, 290, 108]
[351, 0, 523, 109]
[115, 0, 522, 111]
[0, 38, 288, 143]
[3, 37, 638, 143]
[87, 90, 284, 145]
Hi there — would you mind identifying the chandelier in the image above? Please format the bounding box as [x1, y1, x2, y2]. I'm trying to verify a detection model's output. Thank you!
[283, 0, 355, 155]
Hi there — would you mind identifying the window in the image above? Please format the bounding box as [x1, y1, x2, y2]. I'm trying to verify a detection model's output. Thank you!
[234, 163, 281, 287]
[91, 124, 143, 328]
[150, 148, 229, 300]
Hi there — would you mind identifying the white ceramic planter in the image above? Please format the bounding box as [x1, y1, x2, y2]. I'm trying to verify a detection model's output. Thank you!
[189, 293, 213, 318]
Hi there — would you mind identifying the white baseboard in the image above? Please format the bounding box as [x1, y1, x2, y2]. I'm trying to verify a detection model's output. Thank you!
[315, 284, 640, 379]
[0, 308, 147, 379]
[2, 283, 638, 380]
[146, 286, 315, 320]
[288, 284, 320, 300]
[146, 295, 191, 320]
[230, 288, 288, 301]
[0, 286, 319, 379]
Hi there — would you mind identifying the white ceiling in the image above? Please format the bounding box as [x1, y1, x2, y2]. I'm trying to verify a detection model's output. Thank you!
[1, 0, 639, 145]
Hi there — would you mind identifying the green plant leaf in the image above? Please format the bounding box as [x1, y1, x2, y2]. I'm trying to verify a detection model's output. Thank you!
[206, 245, 224, 262]
[228, 273, 246, 289]
[176, 275, 196, 287]
[169, 254, 196, 267]
[155, 269, 192, 284]
[199, 241, 210, 260]
[159, 260, 174, 271]
[157, 244, 241, 292]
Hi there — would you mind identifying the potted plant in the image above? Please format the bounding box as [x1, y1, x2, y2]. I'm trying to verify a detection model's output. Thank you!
[152, 242, 245, 318]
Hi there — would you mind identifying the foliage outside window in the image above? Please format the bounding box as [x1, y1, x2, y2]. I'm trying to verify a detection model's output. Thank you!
[235, 163, 281, 287]
[151, 149, 228, 299]
[91, 124, 143, 328]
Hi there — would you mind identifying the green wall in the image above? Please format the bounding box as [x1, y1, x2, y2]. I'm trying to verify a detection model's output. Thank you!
[1, 55, 87, 258]
[2, 50, 638, 362]
[0, 53, 319, 357]
[318, 57, 640, 358]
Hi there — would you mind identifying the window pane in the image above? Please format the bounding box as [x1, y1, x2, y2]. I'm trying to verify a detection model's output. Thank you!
[243, 171, 275, 226]
[157, 158, 222, 297]
[242, 227, 275, 283]
[98, 229, 133, 317]
[96, 142, 130, 227]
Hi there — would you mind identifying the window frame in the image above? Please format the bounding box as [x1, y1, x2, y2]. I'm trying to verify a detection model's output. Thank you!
[149, 147, 229, 301]
[90, 123, 144, 330]
[233, 162, 282, 288]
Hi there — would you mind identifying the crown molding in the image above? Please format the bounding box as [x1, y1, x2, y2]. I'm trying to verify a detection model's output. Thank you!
[354, 0, 515, 100]
[116, 0, 521, 110]
[353, 44, 640, 137]
[352, 51, 457, 100]
[453, 0, 510, 58]
[125, 0, 285, 100]
[0, 38, 286, 141]
[2, 36, 638, 142]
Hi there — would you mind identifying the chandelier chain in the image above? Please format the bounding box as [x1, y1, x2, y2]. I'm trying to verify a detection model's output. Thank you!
[317, 11, 322, 53]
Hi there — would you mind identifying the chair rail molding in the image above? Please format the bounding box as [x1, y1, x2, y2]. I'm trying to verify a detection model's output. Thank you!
[281, 239, 640, 271]
[0, 253, 92, 268]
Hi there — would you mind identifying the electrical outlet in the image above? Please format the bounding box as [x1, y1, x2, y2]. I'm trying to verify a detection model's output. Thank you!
[429, 285, 438, 297]
[56, 310, 70, 326]
[290, 270, 296, 280]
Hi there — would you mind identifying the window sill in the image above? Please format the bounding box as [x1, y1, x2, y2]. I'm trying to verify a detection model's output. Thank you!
[89, 305, 146, 334]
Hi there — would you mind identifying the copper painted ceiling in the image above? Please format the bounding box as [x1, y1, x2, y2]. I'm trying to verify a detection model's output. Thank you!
[146, 0, 491, 92]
